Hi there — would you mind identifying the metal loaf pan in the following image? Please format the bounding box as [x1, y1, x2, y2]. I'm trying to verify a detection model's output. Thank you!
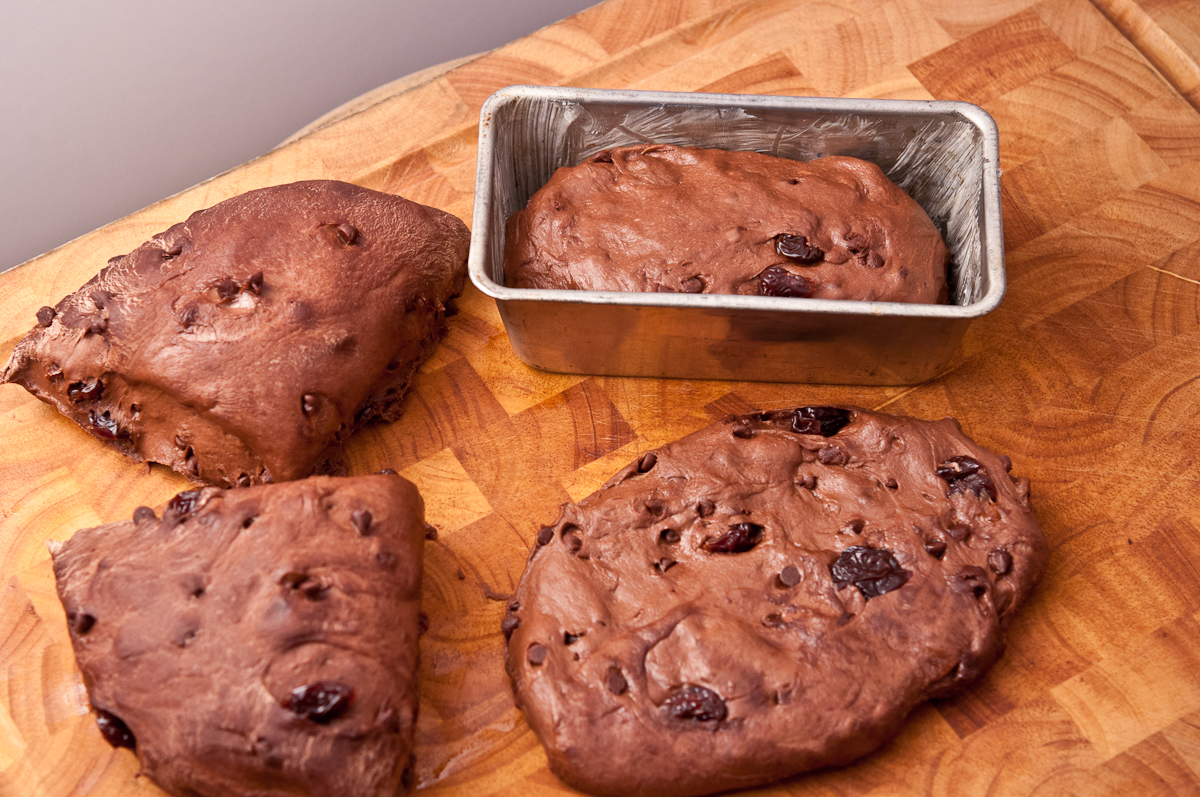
[469, 85, 1004, 385]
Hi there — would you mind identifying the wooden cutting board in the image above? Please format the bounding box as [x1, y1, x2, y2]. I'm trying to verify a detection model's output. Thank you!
[3, 0, 1200, 794]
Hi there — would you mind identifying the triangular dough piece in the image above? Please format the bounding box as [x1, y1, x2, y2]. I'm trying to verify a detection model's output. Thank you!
[4, 180, 468, 487]
[52, 473, 425, 797]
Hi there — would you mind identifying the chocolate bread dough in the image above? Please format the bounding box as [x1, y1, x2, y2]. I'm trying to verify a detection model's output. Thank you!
[505, 407, 1046, 797]
[504, 145, 949, 303]
[2, 180, 469, 487]
[50, 473, 426, 797]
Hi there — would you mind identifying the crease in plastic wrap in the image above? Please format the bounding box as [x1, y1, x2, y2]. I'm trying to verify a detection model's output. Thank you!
[488, 98, 985, 306]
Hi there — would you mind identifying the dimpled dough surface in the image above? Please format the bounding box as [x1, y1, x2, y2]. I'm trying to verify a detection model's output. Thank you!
[504, 145, 949, 303]
[505, 406, 1047, 797]
[2, 180, 469, 488]
[50, 474, 427, 797]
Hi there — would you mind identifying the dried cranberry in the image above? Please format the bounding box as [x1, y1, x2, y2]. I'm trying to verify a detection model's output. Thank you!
[36, 306, 56, 327]
[214, 279, 240, 302]
[606, 666, 628, 695]
[831, 546, 911, 599]
[663, 685, 727, 722]
[989, 549, 1013, 576]
[756, 265, 813, 298]
[790, 406, 851, 436]
[351, 509, 372, 536]
[165, 490, 203, 518]
[283, 682, 354, 723]
[69, 611, 95, 635]
[776, 234, 824, 263]
[703, 522, 764, 554]
[88, 410, 126, 439]
[936, 456, 997, 500]
[501, 615, 520, 638]
[95, 709, 136, 750]
[67, 379, 104, 402]
[247, 271, 264, 295]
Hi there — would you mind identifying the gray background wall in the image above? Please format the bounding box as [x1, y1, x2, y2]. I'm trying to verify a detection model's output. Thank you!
[1, 0, 595, 272]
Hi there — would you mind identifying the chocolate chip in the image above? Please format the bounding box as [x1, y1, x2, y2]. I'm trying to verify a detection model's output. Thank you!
[799, 474, 817, 490]
[88, 410, 127, 440]
[284, 682, 354, 723]
[659, 528, 680, 544]
[681, 276, 706, 293]
[637, 452, 658, 473]
[379, 467, 398, 475]
[443, 296, 459, 316]
[528, 643, 548, 665]
[163, 242, 183, 259]
[236, 473, 252, 488]
[424, 523, 438, 540]
[790, 406, 852, 436]
[88, 317, 108, 335]
[165, 490, 203, 519]
[455, 568, 466, 580]
[945, 523, 971, 542]
[865, 250, 886, 269]
[732, 424, 755, 439]
[763, 613, 787, 628]
[508, 600, 520, 612]
[818, 446, 847, 465]
[696, 499, 716, 517]
[654, 557, 677, 573]
[246, 271, 264, 296]
[776, 234, 824, 263]
[301, 394, 319, 416]
[280, 572, 328, 600]
[132, 506, 156, 524]
[845, 231, 869, 254]
[563, 632, 583, 645]
[999, 454, 1013, 472]
[591, 150, 614, 163]
[644, 498, 665, 516]
[418, 612, 430, 635]
[886, 478, 898, 489]
[831, 546, 911, 599]
[69, 612, 95, 635]
[936, 456, 997, 500]
[663, 685, 727, 722]
[501, 615, 520, 638]
[779, 565, 801, 587]
[843, 519, 865, 535]
[36, 306, 56, 327]
[351, 509, 372, 536]
[606, 666, 628, 695]
[989, 549, 1013, 576]
[756, 265, 814, 298]
[95, 709, 136, 750]
[329, 222, 359, 246]
[703, 522, 764, 554]
[562, 527, 583, 554]
[89, 290, 112, 309]
[67, 378, 104, 402]
[924, 539, 947, 559]
[536, 526, 554, 546]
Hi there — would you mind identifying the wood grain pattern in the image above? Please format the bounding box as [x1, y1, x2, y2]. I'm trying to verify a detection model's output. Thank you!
[3, 0, 1200, 794]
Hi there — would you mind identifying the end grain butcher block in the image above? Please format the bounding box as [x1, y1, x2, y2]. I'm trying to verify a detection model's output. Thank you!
[3, 0, 1200, 795]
